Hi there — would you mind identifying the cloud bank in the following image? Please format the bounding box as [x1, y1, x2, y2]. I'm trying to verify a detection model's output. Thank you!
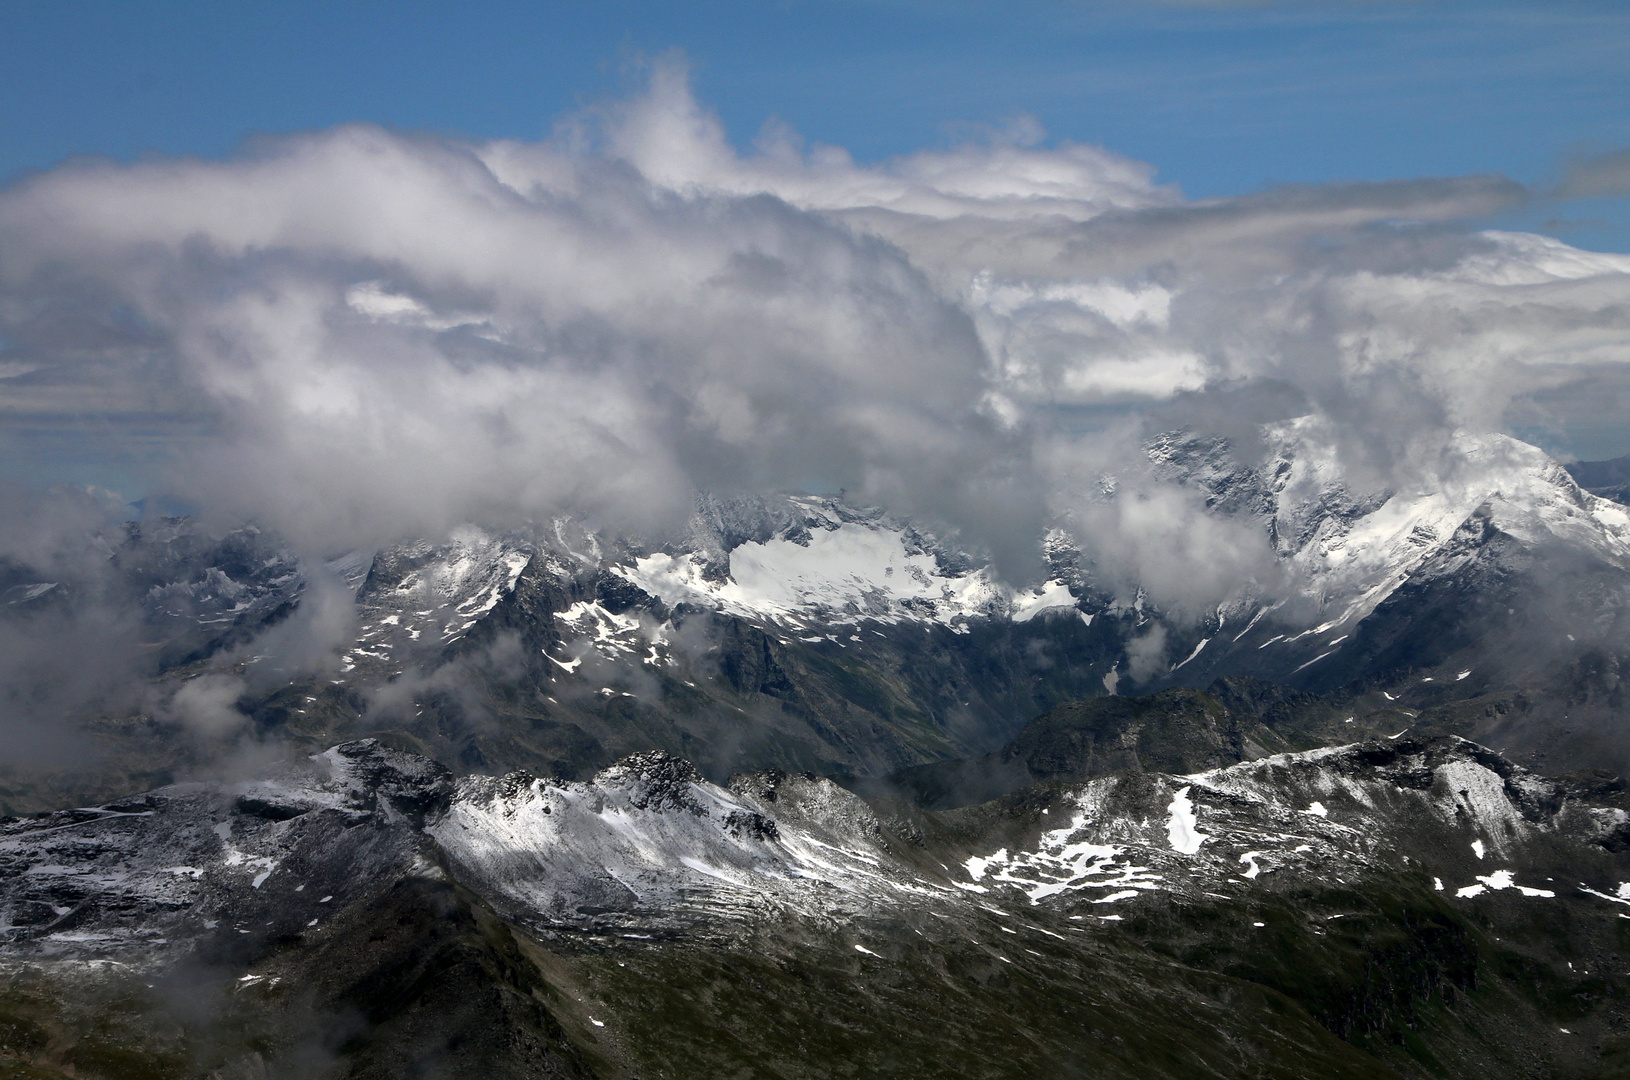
[2, 55, 1629, 613]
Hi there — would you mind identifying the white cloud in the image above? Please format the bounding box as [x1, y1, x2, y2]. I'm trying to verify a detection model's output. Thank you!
[0, 55, 1627, 609]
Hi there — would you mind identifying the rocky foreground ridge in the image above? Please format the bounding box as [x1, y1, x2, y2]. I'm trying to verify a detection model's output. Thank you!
[6, 734, 1630, 1078]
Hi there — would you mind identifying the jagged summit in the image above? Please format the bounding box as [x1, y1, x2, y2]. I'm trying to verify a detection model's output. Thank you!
[7, 732, 1627, 953]
[6, 427, 1630, 817]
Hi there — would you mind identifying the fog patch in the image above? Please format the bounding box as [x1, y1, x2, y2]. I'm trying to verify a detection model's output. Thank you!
[1124, 624, 1171, 686]
[166, 675, 251, 739]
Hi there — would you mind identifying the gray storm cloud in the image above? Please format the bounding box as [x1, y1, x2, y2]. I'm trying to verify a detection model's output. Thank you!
[2, 56, 1629, 611]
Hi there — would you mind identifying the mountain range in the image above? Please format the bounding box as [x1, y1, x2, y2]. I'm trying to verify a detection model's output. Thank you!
[4, 428, 1630, 1077]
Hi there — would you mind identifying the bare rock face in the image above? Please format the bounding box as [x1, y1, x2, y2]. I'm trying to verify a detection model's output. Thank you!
[319, 738, 455, 824]
[594, 750, 706, 814]
[883, 687, 1293, 810]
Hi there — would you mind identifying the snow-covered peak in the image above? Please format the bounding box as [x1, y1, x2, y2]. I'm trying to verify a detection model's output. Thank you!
[341, 527, 534, 674]
[429, 752, 926, 933]
[1281, 431, 1630, 632]
[1152, 424, 1630, 649]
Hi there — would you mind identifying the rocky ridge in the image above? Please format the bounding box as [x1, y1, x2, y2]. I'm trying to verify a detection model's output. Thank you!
[7, 732, 1630, 1077]
[8, 425, 1630, 815]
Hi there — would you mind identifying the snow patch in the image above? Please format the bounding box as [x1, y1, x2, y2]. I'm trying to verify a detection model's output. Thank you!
[1010, 580, 1078, 623]
[1457, 869, 1555, 899]
[1171, 637, 1210, 671]
[616, 519, 1084, 630]
[1166, 786, 1209, 855]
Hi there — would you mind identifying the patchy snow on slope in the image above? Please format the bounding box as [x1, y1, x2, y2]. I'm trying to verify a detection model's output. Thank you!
[554, 601, 674, 667]
[0, 741, 447, 963]
[341, 529, 535, 672]
[7, 582, 59, 604]
[961, 800, 1163, 904]
[1171, 637, 1211, 672]
[7, 732, 1630, 984]
[952, 735, 1606, 917]
[323, 549, 376, 595]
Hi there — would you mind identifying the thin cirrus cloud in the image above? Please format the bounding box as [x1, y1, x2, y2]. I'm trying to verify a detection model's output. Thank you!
[0, 56, 1628, 610]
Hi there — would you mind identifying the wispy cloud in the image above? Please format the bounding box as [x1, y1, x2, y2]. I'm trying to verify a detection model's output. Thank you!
[1563, 148, 1630, 198]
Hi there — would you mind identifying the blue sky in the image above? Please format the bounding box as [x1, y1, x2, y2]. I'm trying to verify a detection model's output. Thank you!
[2, 0, 1629, 512]
[3, 0, 1629, 248]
